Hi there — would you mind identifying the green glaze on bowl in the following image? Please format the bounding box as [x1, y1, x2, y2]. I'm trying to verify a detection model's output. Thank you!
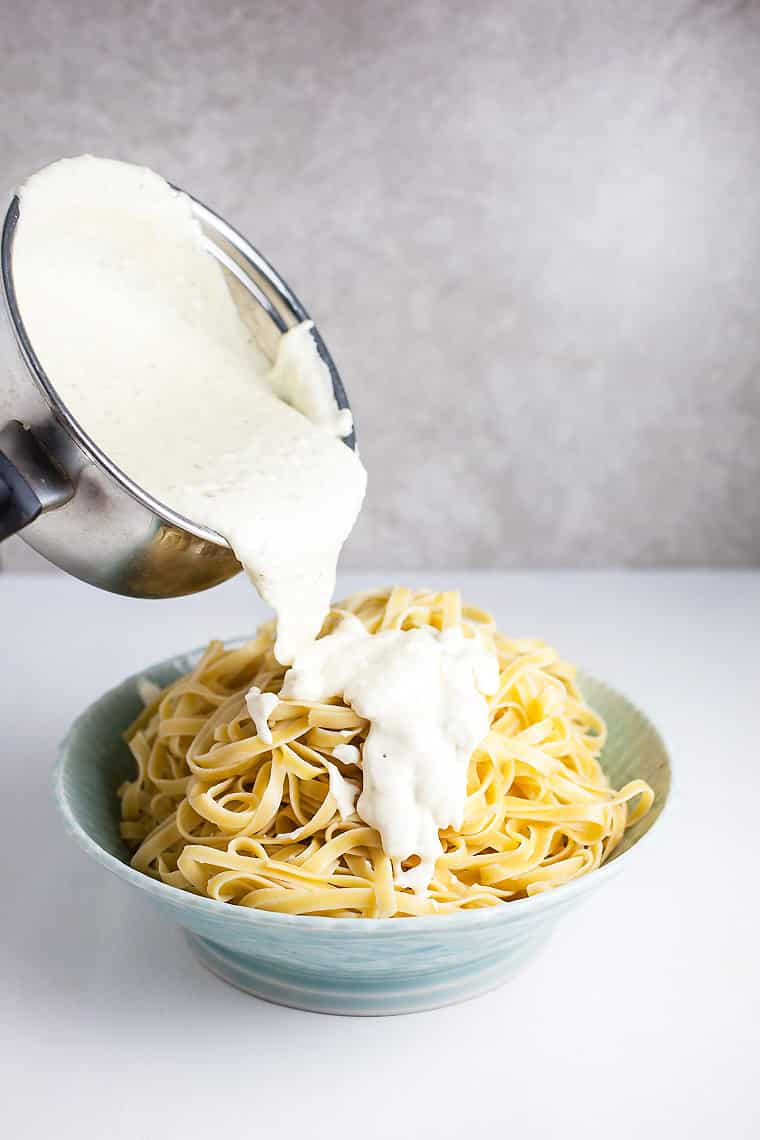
[53, 647, 671, 1015]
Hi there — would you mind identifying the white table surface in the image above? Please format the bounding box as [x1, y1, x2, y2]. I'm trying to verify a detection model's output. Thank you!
[2, 569, 758, 1138]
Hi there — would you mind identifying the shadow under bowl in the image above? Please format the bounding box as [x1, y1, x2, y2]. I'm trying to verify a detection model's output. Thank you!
[53, 647, 671, 1016]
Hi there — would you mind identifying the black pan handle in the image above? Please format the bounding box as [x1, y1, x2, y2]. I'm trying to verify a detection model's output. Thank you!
[0, 451, 42, 539]
[0, 422, 73, 542]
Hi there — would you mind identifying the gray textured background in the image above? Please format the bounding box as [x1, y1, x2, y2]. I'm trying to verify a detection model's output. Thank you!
[2, 0, 759, 571]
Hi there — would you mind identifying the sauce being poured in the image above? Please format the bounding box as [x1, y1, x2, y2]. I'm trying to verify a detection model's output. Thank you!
[280, 615, 499, 891]
[13, 155, 366, 664]
[15, 155, 498, 899]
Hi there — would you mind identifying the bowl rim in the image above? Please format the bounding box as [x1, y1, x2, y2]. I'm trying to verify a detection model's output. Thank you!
[53, 644, 673, 936]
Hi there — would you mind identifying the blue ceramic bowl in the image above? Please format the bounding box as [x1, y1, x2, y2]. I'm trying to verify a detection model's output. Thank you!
[53, 647, 671, 1016]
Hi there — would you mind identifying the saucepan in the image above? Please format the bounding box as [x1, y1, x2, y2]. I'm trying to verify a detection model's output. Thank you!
[0, 188, 354, 596]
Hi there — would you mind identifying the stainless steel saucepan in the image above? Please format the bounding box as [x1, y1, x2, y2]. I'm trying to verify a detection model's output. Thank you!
[0, 187, 354, 596]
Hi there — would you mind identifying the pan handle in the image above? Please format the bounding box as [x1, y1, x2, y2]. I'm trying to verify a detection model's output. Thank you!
[0, 421, 73, 542]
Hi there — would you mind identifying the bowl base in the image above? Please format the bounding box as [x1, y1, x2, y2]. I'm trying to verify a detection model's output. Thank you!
[187, 928, 554, 1016]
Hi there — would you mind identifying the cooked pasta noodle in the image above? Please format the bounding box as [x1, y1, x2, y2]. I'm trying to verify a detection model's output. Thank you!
[119, 587, 653, 917]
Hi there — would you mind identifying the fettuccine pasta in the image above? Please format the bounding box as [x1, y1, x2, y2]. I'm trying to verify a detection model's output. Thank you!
[119, 586, 653, 917]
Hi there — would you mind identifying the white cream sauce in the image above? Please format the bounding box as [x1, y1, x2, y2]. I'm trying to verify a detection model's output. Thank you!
[13, 156, 366, 664]
[332, 743, 361, 766]
[268, 322, 354, 439]
[280, 616, 499, 891]
[244, 686, 279, 746]
[326, 762, 360, 821]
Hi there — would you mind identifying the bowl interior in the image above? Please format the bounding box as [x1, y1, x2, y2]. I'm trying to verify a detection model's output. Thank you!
[56, 644, 671, 889]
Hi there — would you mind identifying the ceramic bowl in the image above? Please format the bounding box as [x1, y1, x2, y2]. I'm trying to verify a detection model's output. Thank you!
[53, 646, 671, 1016]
